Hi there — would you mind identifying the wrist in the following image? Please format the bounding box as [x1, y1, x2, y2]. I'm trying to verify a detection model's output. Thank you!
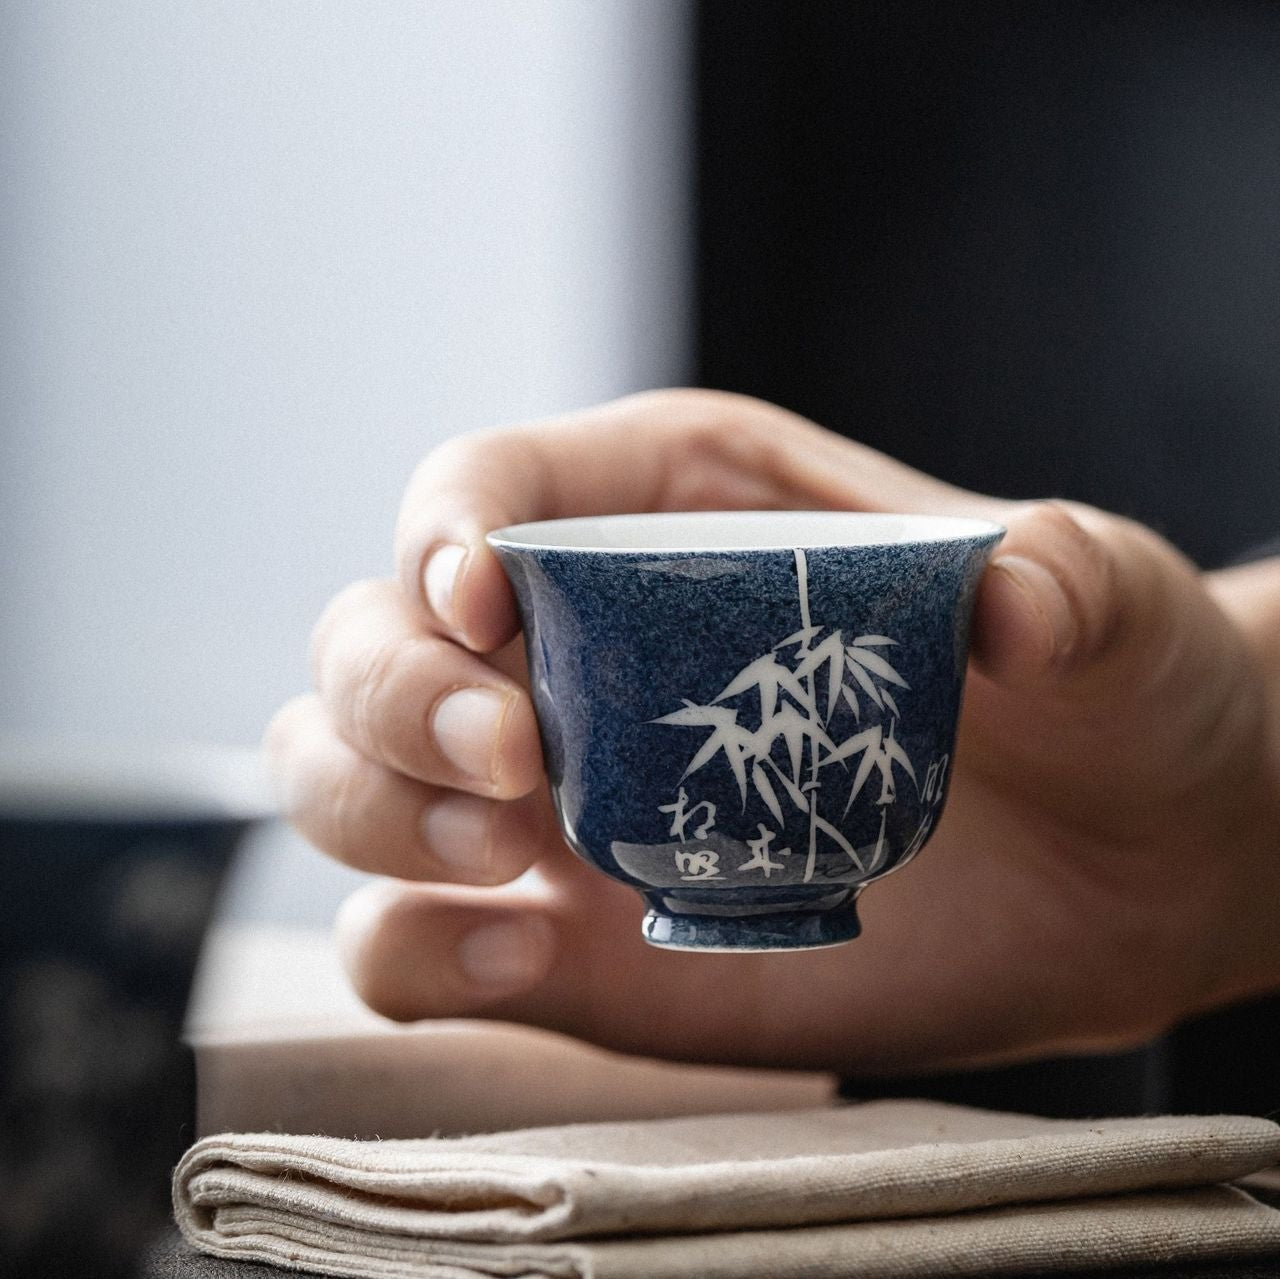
[1208, 556, 1280, 703]
[1201, 558, 1280, 1006]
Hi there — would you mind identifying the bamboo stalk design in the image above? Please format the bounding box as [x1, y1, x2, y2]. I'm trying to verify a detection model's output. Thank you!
[652, 549, 917, 882]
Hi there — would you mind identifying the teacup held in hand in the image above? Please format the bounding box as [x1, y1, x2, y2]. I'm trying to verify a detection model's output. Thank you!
[489, 512, 1003, 952]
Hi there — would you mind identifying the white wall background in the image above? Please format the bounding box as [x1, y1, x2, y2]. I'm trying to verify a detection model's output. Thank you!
[0, 1, 690, 922]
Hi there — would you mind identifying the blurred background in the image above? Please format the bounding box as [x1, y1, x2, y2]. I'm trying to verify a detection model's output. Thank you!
[4, 0, 1280, 971]
[0, 0, 690, 924]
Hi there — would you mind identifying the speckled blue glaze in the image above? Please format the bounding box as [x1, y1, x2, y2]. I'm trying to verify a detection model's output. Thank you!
[490, 513, 1003, 951]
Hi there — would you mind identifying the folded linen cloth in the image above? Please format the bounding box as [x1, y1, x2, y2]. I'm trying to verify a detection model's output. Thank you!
[174, 1100, 1280, 1278]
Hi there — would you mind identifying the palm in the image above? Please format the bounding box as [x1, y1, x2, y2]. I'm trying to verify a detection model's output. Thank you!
[489, 552, 1262, 1074]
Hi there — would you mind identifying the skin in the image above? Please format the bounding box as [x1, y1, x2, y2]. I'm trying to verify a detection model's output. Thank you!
[265, 389, 1280, 1076]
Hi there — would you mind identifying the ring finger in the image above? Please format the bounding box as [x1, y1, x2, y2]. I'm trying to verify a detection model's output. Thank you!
[265, 693, 555, 884]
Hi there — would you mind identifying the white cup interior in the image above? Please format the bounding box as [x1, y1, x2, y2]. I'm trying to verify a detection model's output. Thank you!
[489, 510, 1004, 552]
[0, 740, 275, 822]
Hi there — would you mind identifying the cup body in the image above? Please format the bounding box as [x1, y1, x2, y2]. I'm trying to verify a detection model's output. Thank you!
[490, 512, 1003, 952]
[0, 743, 271, 1277]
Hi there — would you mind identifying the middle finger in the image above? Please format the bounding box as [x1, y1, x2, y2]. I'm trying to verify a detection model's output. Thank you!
[311, 578, 542, 797]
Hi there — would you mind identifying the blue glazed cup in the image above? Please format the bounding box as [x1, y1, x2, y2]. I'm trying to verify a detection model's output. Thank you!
[489, 511, 1003, 952]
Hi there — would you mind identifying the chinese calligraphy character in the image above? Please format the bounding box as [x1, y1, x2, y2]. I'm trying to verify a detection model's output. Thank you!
[675, 848, 723, 880]
[659, 787, 717, 841]
[737, 824, 791, 879]
[922, 753, 950, 806]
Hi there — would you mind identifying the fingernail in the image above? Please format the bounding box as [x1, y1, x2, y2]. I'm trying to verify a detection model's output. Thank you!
[425, 544, 467, 632]
[421, 793, 493, 875]
[432, 686, 511, 783]
[457, 918, 552, 987]
[991, 554, 1077, 660]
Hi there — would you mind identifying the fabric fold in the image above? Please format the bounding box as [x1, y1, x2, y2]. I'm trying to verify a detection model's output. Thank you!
[174, 1101, 1280, 1279]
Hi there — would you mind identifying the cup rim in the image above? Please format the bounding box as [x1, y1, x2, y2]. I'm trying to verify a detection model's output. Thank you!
[0, 739, 276, 822]
[487, 510, 1006, 554]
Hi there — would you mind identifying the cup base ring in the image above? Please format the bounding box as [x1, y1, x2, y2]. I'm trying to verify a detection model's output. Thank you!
[641, 898, 862, 952]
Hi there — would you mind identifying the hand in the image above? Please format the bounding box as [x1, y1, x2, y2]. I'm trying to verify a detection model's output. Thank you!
[265, 390, 1280, 1075]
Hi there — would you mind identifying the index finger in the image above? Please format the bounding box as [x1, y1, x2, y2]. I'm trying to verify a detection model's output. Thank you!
[395, 396, 674, 653]
[395, 389, 976, 654]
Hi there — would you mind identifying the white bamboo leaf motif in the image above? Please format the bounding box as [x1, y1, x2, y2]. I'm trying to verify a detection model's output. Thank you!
[775, 625, 821, 650]
[683, 733, 730, 781]
[827, 647, 844, 722]
[840, 726, 883, 817]
[826, 723, 882, 765]
[766, 702, 808, 785]
[804, 709, 840, 755]
[760, 757, 809, 812]
[793, 630, 845, 723]
[881, 688, 900, 718]
[753, 703, 838, 785]
[844, 651, 885, 709]
[865, 809, 889, 874]
[846, 645, 910, 688]
[812, 812, 865, 873]
[751, 763, 785, 825]
[652, 701, 724, 727]
[852, 635, 897, 646]
[713, 654, 807, 724]
[840, 682, 862, 720]
[652, 702, 751, 804]
[904, 809, 935, 858]
[720, 733, 753, 806]
[882, 721, 919, 792]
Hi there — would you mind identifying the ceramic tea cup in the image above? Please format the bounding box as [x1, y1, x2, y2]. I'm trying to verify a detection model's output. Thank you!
[489, 511, 1003, 952]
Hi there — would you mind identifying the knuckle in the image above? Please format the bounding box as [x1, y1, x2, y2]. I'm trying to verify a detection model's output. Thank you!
[655, 399, 792, 511]
[1011, 500, 1122, 664]
[404, 438, 485, 517]
[394, 435, 504, 589]
[1015, 498, 1095, 547]
[345, 947, 407, 1021]
[625, 387, 782, 451]
[663, 388, 773, 437]
[310, 579, 392, 683]
[343, 638, 404, 757]
[423, 429, 487, 471]
[337, 883, 397, 1004]
[675, 404, 739, 459]
[261, 694, 312, 761]
[323, 757, 374, 864]
[344, 893, 431, 1022]
[483, 797, 544, 882]
[620, 386, 734, 420]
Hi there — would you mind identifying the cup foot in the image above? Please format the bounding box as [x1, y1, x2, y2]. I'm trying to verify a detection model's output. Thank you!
[641, 899, 862, 952]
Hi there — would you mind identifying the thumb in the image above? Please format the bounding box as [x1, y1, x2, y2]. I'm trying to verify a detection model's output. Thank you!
[971, 499, 1213, 688]
[967, 500, 1253, 799]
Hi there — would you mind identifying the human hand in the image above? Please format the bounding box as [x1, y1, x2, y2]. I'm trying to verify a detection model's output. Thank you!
[265, 390, 1280, 1074]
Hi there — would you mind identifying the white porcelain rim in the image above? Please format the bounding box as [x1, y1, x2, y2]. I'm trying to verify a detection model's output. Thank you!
[488, 510, 1005, 553]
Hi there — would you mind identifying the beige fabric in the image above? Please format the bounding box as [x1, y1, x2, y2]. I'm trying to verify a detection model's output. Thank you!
[175, 1101, 1280, 1278]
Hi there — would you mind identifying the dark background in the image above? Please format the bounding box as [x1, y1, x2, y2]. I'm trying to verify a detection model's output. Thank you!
[693, 0, 1280, 1116]
[695, 0, 1280, 569]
